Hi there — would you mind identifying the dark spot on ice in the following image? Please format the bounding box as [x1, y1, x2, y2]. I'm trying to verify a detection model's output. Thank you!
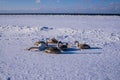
[27, 26, 30, 28]
[28, 34, 30, 36]
[7, 77, 11, 80]
[104, 77, 111, 80]
[16, 38, 19, 40]
[40, 26, 53, 31]
[5, 39, 9, 40]
[111, 33, 115, 36]
[64, 35, 68, 38]
[20, 27, 23, 29]
[12, 25, 16, 27]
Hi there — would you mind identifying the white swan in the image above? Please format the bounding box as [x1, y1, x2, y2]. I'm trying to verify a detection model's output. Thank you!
[27, 41, 47, 51]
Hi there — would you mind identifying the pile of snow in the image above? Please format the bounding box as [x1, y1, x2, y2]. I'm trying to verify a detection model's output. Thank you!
[0, 15, 120, 80]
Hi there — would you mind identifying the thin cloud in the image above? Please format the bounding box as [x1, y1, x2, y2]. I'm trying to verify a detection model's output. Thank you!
[110, 2, 120, 10]
[35, 0, 40, 3]
[57, 0, 60, 3]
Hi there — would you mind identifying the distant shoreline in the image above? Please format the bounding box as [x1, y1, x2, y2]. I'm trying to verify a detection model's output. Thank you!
[0, 13, 120, 16]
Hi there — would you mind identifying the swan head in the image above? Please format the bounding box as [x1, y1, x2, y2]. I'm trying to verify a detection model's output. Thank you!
[57, 41, 68, 50]
[74, 41, 79, 47]
[34, 41, 47, 46]
[46, 38, 58, 43]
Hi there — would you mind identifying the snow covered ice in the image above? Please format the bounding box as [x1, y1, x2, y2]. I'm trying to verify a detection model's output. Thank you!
[0, 15, 120, 80]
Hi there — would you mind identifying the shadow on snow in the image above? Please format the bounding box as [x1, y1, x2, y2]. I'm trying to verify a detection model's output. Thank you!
[61, 47, 102, 54]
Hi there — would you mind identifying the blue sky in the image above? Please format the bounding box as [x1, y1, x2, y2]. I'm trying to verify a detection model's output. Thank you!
[0, 0, 120, 13]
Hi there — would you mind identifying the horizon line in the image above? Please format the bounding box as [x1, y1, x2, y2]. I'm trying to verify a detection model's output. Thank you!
[0, 13, 120, 16]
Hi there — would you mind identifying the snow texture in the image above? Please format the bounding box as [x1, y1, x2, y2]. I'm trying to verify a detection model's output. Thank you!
[0, 15, 120, 80]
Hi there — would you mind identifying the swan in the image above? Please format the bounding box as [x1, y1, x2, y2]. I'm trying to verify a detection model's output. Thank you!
[34, 41, 47, 46]
[44, 47, 61, 54]
[74, 41, 90, 49]
[57, 41, 68, 51]
[44, 41, 68, 54]
[27, 41, 47, 51]
[46, 38, 58, 44]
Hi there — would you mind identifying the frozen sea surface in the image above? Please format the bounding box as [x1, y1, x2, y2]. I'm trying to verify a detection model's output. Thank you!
[0, 15, 120, 80]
